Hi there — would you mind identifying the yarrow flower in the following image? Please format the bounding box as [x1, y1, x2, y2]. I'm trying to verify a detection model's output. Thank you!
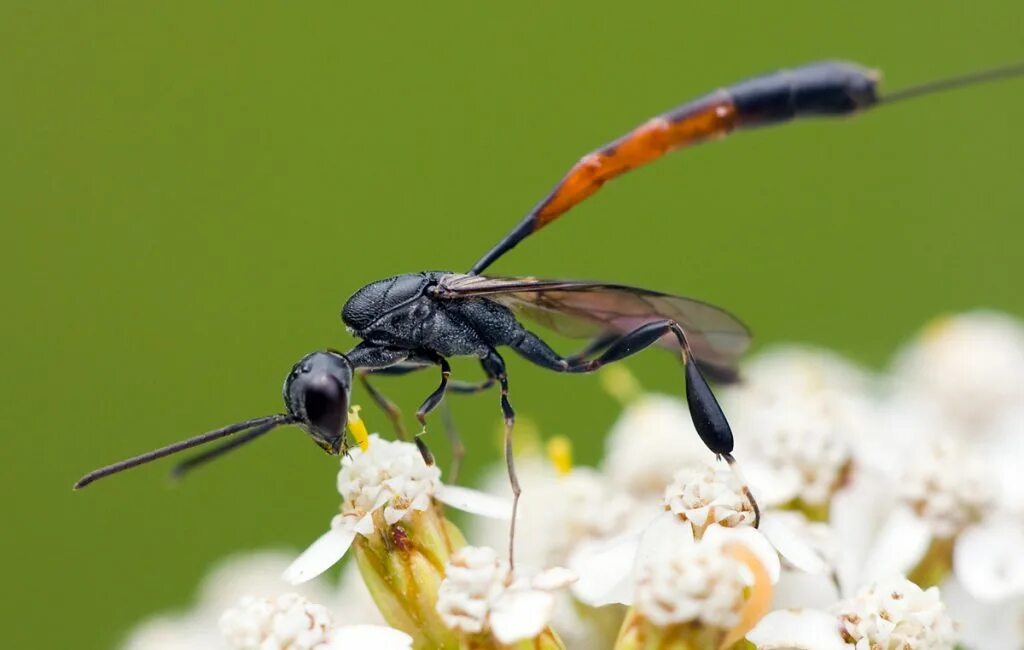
[435, 545, 575, 647]
[891, 312, 1024, 432]
[749, 576, 956, 650]
[220, 593, 411, 650]
[470, 441, 640, 650]
[285, 432, 509, 584]
[725, 346, 871, 514]
[616, 523, 777, 650]
[664, 461, 757, 535]
[122, 552, 357, 650]
[284, 421, 511, 649]
[570, 461, 807, 609]
[899, 436, 993, 539]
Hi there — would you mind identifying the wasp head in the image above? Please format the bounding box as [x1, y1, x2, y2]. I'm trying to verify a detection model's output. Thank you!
[283, 350, 353, 455]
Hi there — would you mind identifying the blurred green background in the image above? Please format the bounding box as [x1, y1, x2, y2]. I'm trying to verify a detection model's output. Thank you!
[3, 2, 1022, 647]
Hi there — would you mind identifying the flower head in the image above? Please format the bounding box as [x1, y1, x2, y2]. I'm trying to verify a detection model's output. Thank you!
[122, 552, 346, 650]
[664, 461, 757, 535]
[834, 577, 957, 650]
[633, 535, 748, 630]
[220, 594, 333, 650]
[891, 312, 1024, 431]
[285, 433, 508, 584]
[748, 576, 957, 650]
[726, 347, 870, 510]
[616, 524, 777, 649]
[219, 593, 411, 650]
[899, 436, 993, 538]
[436, 545, 575, 645]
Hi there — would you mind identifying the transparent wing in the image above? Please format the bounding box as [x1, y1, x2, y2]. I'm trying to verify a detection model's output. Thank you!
[436, 274, 751, 374]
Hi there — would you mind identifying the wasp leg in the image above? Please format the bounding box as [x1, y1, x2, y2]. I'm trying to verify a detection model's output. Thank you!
[513, 321, 759, 526]
[408, 357, 456, 467]
[475, 349, 521, 570]
[565, 331, 620, 365]
[437, 402, 465, 483]
[352, 348, 432, 444]
[359, 371, 412, 441]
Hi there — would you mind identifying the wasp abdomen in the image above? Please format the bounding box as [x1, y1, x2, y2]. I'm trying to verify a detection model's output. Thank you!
[730, 60, 880, 128]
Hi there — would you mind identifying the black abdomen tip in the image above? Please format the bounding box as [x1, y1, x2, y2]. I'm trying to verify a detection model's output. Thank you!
[732, 60, 880, 127]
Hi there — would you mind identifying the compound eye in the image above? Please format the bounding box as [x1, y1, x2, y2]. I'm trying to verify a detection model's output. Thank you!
[304, 378, 347, 436]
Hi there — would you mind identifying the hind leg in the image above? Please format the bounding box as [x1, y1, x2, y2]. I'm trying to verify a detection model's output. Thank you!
[510, 321, 758, 526]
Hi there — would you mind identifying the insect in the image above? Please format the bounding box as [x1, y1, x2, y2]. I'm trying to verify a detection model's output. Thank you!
[76, 60, 1024, 567]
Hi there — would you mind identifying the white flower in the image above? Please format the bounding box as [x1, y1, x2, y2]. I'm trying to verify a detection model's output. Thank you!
[835, 577, 956, 649]
[435, 546, 576, 644]
[285, 435, 509, 584]
[899, 437, 993, 538]
[570, 462, 809, 608]
[627, 523, 777, 648]
[726, 346, 873, 507]
[890, 312, 1024, 432]
[633, 531, 749, 629]
[602, 394, 712, 497]
[470, 455, 638, 649]
[831, 434, 1018, 602]
[122, 552, 343, 650]
[761, 510, 841, 610]
[471, 456, 646, 569]
[219, 593, 411, 650]
[941, 577, 1024, 650]
[748, 576, 957, 650]
[571, 492, 781, 609]
[664, 461, 757, 532]
[220, 594, 333, 649]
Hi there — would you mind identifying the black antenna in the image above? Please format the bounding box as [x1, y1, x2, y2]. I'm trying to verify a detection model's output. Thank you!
[881, 61, 1024, 106]
[73, 414, 294, 489]
[170, 420, 281, 479]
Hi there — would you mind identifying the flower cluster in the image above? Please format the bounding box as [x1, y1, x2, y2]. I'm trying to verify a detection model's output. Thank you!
[119, 310, 1024, 650]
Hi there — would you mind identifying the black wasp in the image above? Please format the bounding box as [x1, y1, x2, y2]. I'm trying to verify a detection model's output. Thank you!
[76, 60, 1024, 566]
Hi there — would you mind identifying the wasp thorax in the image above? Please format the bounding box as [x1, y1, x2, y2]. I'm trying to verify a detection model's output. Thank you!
[284, 351, 353, 454]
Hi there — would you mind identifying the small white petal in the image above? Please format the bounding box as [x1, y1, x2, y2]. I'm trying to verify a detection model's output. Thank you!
[941, 576, 1024, 650]
[860, 506, 932, 586]
[531, 566, 577, 591]
[569, 534, 641, 606]
[329, 624, 413, 649]
[772, 571, 840, 611]
[743, 457, 804, 507]
[702, 524, 781, 584]
[352, 512, 377, 536]
[490, 589, 555, 644]
[635, 511, 695, 571]
[283, 524, 357, 585]
[747, 609, 848, 650]
[955, 521, 1024, 601]
[435, 484, 512, 519]
[760, 511, 831, 575]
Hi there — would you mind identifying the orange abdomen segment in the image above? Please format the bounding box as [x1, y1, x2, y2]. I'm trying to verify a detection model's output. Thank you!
[533, 92, 737, 228]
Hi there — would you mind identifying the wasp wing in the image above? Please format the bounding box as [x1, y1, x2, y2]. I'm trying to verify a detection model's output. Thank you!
[436, 274, 751, 378]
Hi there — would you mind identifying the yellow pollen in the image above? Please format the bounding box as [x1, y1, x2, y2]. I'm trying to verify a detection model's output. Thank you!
[921, 314, 954, 343]
[546, 435, 573, 476]
[347, 405, 370, 451]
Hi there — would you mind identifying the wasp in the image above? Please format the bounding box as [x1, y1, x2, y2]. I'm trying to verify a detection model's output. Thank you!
[76, 60, 1024, 567]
